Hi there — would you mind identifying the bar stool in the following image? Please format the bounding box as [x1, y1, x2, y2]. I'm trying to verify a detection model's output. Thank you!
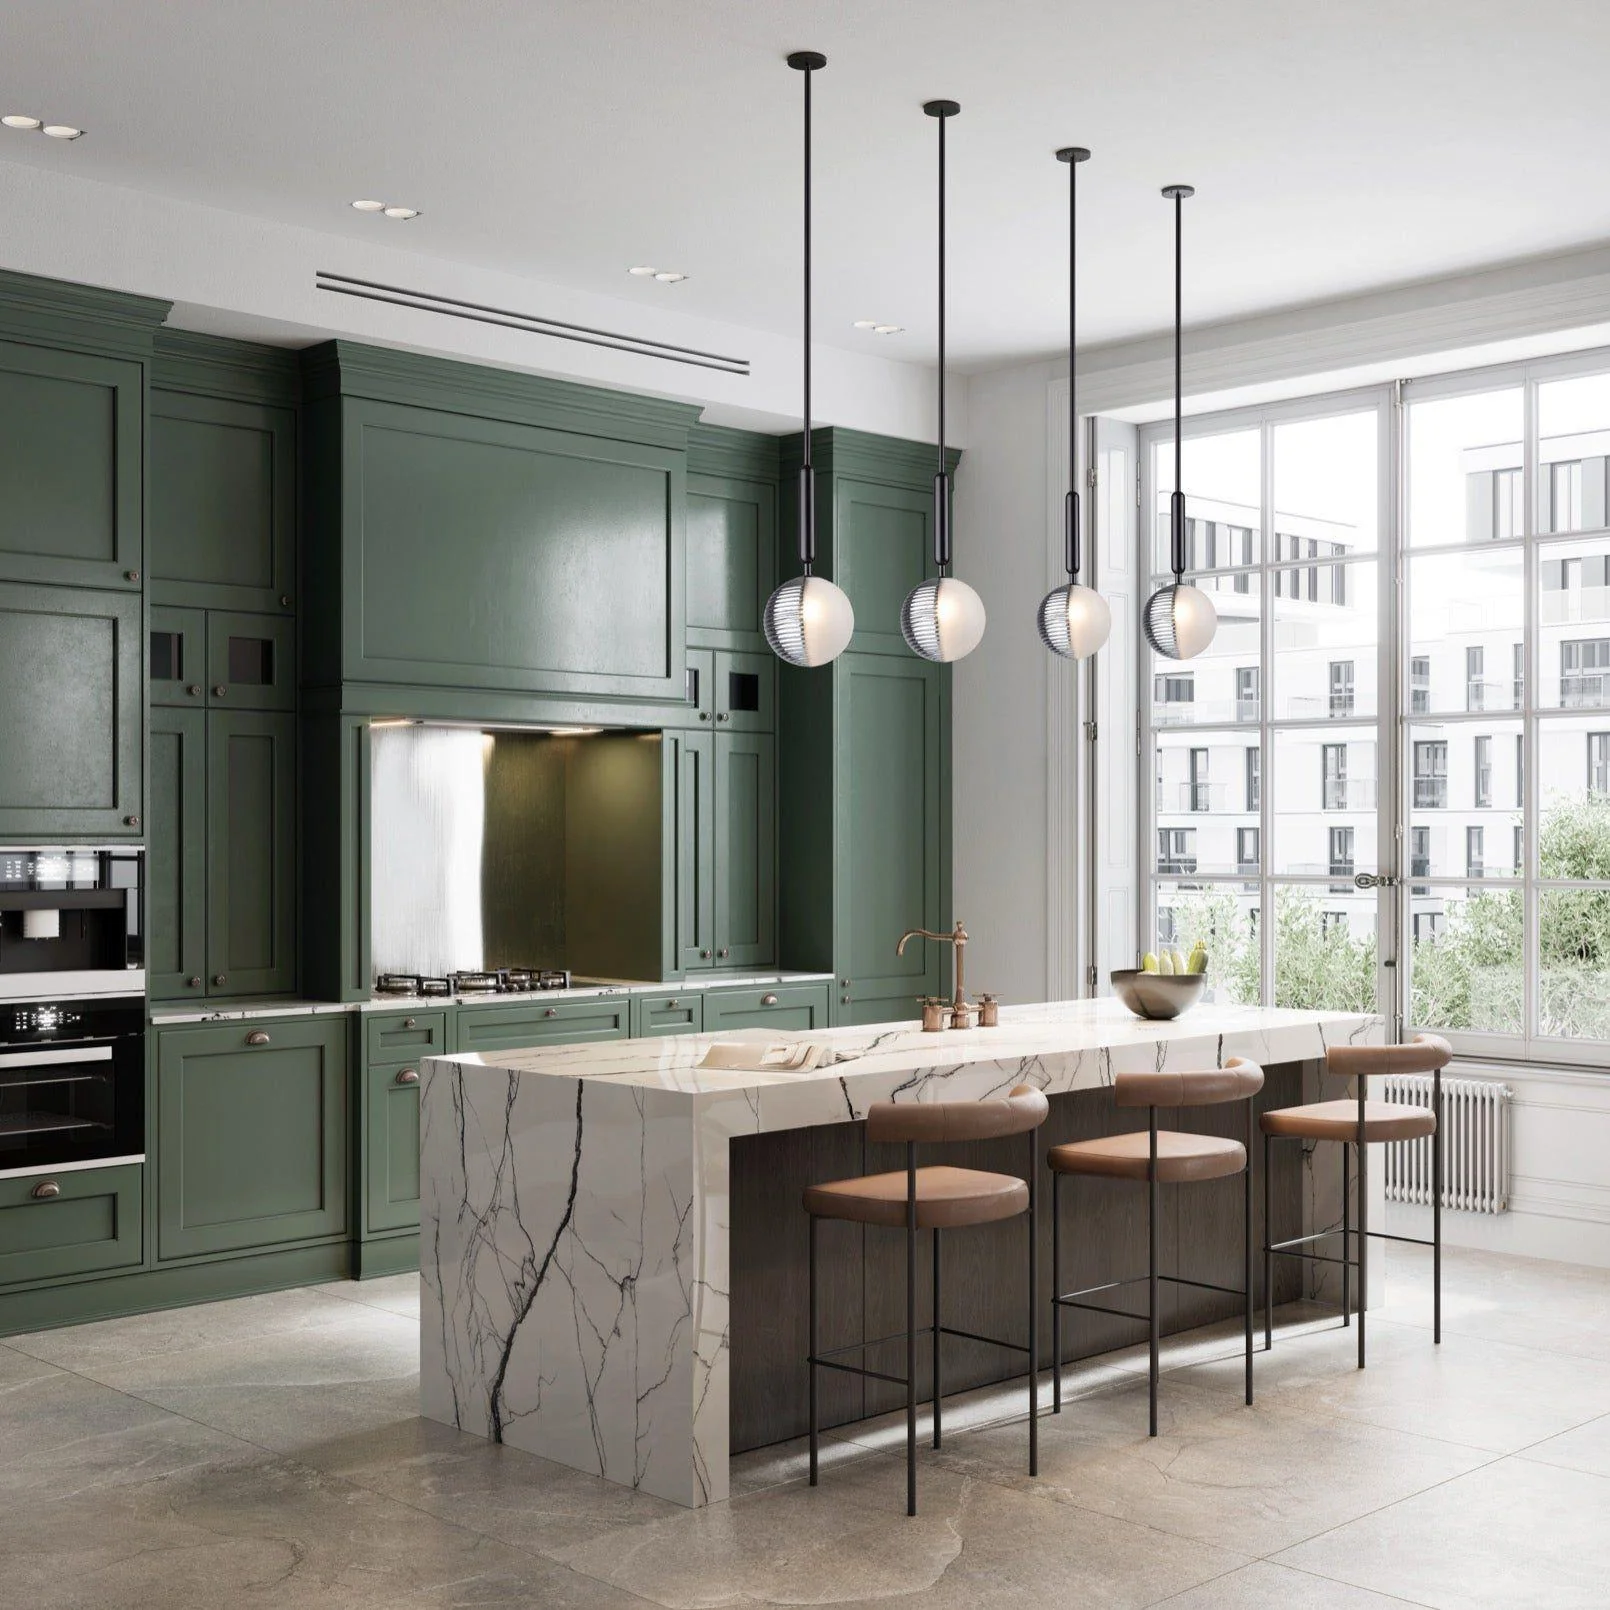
[803, 1083, 1049, 1516]
[1261, 1034, 1449, 1368]
[1047, 1059, 1264, 1436]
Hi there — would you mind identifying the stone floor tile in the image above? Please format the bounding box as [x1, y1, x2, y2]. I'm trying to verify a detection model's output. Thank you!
[315, 1271, 422, 1319]
[1149, 1559, 1439, 1607]
[1521, 1408, 1610, 1478]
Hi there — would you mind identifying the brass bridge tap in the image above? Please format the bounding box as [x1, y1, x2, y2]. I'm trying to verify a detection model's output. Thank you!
[897, 920, 972, 1029]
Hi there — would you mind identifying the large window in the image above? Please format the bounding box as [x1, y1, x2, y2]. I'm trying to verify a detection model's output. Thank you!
[1144, 349, 1610, 1058]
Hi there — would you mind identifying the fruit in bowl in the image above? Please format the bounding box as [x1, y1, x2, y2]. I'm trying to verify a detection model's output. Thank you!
[1115, 940, 1209, 1019]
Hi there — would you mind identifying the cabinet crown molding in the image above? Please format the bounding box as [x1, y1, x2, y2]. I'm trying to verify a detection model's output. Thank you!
[780, 426, 962, 491]
[154, 330, 301, 405]
[0, 267, 171, 356]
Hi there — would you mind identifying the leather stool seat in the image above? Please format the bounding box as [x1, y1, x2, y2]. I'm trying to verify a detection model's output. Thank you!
[804, 1165, 1028, 1229]
[1048, 1131, 1247, 1184]
[1261, 1099, 1436, 1144]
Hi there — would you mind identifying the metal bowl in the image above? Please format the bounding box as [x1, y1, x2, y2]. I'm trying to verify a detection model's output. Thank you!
[1110, 968, 1207, 1021]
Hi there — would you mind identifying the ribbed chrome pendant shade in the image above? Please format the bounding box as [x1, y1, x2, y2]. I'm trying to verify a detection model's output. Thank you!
[1038, 145, 1111, 662]
[1143, 183, 1217, 663]
[763, 51, 854, 670]
[901, 98, 984, 664]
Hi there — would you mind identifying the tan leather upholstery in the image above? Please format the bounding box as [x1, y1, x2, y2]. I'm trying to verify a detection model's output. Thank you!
[1047, 1131, 1247, 1184]
[803, 1165, 1030, 1228]
[1115, 1057, 1264, 1109]
[1261, 1098, 1436, 1143]
[1325, 1034, 1452, 1080]
[866, 1083, 1049, 1144]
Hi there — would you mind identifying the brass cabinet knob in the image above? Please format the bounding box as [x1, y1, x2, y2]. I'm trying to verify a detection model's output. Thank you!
[544, 1007, 557, 1017]
[667, 999, 679, 1009]
[187, 976, 201, 989]
[125, 570, 140, 583]
[717, 711, 730, 723]
[762, 993, 779, 1006]
[279, 595, 291, 608]
[213, 685, 227, 697]
[718, 947, 729, 959]
[213, 974, 227, 986]
[403, 1017, 417, 1030]
[246, 1030, 270, 1046]
[187, 684, 202, 697]
[841, 995, 850, 1005]
[124, 815, 140, 828]
[700, 949, 711, 959]
[395, 1068, 420, 1085]
[31, 1180, 61, 1201]
[699, 711, 711, 721]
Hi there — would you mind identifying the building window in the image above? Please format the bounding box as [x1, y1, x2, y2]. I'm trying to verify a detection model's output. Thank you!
[1236, 666, 1259, 722]
[1157, 828, 1197, 875]
[1329, 564, 1348, 607]
[1561, 638, 1610, 708]
[1590, 733, 1610, 796]
[1411, 825, 1431, 894]
[1245, 746, 1260, 811]
[1329, 825, 1355, 892]
[1514, 823, 1524, 875]
[1329, 659, 1355, 717]
[1411, 656, 1430, 714]
[1551, 459, 1583, 533]
[1474, 735, 1492, 808]
[1512, 641, 1525, 710]
[1236, 826, 1259, 873]
[1322, 911, 1348, 938]
[1413, 740, 1448, 809]
[1466, 825, 1485, 878]
[1413, 911, 1443, 944]
[1154, 673, 1195, 715]
[1466, 645, 1485, 711]
[1157, 907, 1178, 947]
[1494, 467, 1524, 540]
[1322, 743, 1348, 810]
[1187, 748, 1210, 812]
[1516, 733, 1525, 808]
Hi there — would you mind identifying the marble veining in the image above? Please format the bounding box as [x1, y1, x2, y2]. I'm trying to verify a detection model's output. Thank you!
[420, 999, 1378, 1507]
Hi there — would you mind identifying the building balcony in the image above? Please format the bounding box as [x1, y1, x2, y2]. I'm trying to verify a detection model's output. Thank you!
[1322, 778, 1378, 810]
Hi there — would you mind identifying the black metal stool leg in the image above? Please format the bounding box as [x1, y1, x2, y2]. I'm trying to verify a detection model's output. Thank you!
[1357, 1137, 1368, 1371]
[1051, 1169, 1062, 1414]
[1244, 1101, 1254, 1406]
[1148, 1106, 1160, 1437]
[1028, 1128, 1039, 1477]
[1262, 1128, 1273, 1351]
[1342, 1140, 1351, 1327]
[932, 1228, 942, 1449]
[808, 1213, 819, 1486]
[1433, 1067, 1443, 1345]
[906, 1142, 917, 1516]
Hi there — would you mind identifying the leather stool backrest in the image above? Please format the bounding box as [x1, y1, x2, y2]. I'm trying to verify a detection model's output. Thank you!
[867, 1083, 1049, 1144]
[1326, 1033, 1452, 1079]
[1114, 1056, 1264, 1108]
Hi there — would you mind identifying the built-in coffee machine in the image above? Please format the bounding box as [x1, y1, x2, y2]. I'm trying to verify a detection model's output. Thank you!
[0, 848, 145, 1177]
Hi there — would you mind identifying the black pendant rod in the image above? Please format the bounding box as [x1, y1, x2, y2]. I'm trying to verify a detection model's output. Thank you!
[925, 99, 959, 573]
[789, 52, 826, 572]
[1163, 183, 1194, 581]
[1057, 147, 1090, 581]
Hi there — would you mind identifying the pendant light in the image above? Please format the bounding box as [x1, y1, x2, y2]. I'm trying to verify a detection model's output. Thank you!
[1038, 146, 1111, 660]
[1142, 183, 1218, 661]
[901, 99, 986, 664]
[764, 51, 855, 669]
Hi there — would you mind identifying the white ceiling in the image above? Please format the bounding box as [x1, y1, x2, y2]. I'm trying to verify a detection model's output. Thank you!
[5, 0, 1609, 371]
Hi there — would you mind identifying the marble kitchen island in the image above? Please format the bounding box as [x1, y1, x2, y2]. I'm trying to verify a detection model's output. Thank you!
[420, 999, 1377, 1506]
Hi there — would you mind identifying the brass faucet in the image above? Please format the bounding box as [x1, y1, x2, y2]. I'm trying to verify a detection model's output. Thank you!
[897, 920, 971, 1029]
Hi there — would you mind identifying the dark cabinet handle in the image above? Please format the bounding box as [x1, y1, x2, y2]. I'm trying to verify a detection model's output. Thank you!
[187, 684, 202, 697]
[213, 685, 227, 697]
[718, 947, 730, 959]
[544, 1007, 557, 1018]
[698, 711, 711, 722]
[700, 949, 711, 959]
[403, 1017, 417, 1030]
[213, 974, 227, 986]
[125, 570, 140, 583]
[395, 1068, 420, 1085]
[124, 815, 140, 828]
[841, 995, 850, 1005]
[762, 993, 779, 1007]
[279, 595, 291, 608]
[667, 999, 680, 1009]
[246, 1030, 270, 1046]
[31, 1180, 61, 1201]
[187, 976, 201, 989]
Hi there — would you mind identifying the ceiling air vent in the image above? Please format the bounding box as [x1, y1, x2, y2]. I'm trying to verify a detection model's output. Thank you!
[314, 270, 749, 376]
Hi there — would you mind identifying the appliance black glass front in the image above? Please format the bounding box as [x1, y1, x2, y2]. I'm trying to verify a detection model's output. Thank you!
[0, 847, 145, 1001]
[0, 996, 144, 1176]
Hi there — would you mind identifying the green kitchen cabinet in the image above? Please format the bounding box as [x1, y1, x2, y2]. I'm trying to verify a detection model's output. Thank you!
[703, 982, 830, 1034]
[148, 706, 208, 999]
[668, 730, 716, 970]
[364, 1009, 449, 1064]
[714, 732, 776, 969]
[363, 1060, 423, 1235]
[0, 583, 144, 839]
[686, 441, 780, 651]
[0, 337, 145, 592]
[206, 711, 297, 996]
[0, 1164, 144, 1288]
[205, 611, 296, 712]
[453, 997, 632, 1056]
[632, 991, 704, 1037]
[156, 1017, 348, 1260]
[148, 384, 297, 615]
[149, 606, 207, 708]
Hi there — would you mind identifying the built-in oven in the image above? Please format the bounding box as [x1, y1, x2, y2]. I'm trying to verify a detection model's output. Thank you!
[0, 847, 145, 1001]
[0, 996, 144, 1178]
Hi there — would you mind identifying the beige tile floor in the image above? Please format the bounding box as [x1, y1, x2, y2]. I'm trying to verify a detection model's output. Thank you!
[4, 1247, 1609, 1608]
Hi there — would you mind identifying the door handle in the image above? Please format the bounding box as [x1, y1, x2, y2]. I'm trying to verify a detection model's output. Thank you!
[1353, 873, 1400, 889]
[395, 1068, 420, 1085]
[246, 1030, 271, 1046]
[30, 1180, 61, 1201]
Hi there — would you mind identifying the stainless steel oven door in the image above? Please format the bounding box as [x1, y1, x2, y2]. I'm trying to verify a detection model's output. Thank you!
[0, 1042, 136, 1175]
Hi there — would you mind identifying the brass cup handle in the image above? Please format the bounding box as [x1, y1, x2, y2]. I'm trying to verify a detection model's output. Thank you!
[761, 992, 779, 1006]
[246, 1030, 271, 1046]
[395, 1068, 420, 1085]
[31, 1180, 61, 1201]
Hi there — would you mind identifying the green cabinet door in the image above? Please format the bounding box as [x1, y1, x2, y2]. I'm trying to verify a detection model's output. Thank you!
[148, 706, 207, 1001]
[703, 982, 830, 1034]
[0, 583, 143, 839]
[714, 732, 776, 970]
[149, 388, 297, 614]
[206, 711, 297, 996]
[0, 1164, 143, 1288]
[149, 606, 208, 708]
[0, 338, 144, 591]
[364, 1061, 422, 1234]
[713, 650, 776, 733]
[686, 470, 777, 650]
[205, 611, 296, 712]
[832, 478, 939, 659]
[631, 991, 704, 1037]
[453, 997, 631, 1055]
[157, 1018, 348, 1259]
[669, 730, 716, 971]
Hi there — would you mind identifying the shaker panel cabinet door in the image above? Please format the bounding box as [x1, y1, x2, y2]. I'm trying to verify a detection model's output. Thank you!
[148, 606, 208, 708]
[453, 998, 631, 1055]
[671, 730, 716, 971]
[703, 983, 829, 1034]
[147, 706, 207, 1001]
[205, 711, 297, 996]
[156, 1019, 348, 1260]
[714, 732, 776, 969]
[686, 472, 777, 649]
[364, 1060, 422, 1234]
[0, 340, 144, 590]
[205, 611, 297, 712]
[0, 584, 143, 839]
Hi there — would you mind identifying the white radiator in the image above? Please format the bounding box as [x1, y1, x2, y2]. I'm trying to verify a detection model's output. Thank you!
[1381, 1074, 1512, 1214]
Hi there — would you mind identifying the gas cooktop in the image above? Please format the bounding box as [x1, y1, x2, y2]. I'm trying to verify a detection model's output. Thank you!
[373, 968, 571, 998]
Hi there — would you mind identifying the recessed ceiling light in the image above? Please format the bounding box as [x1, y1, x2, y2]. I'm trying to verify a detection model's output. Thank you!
[382, 205, 419, 221]
[873, 324, 904, 335]
[653, 271, 688, 284]
[351, 198, 419, 220]
[627, 265, 657, 277]
[42, 125, 83, 141]
[2, 115, 42, 131]
[852, 320, 878, 329]
[351, 199, 386, 213]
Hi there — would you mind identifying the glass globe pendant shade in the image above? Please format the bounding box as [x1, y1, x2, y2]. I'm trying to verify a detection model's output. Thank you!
[901, 575, 986, 663]
[1142, 580, 1217, 660]
[1037, 581, 1112, 660]
[763, 573, 855, 668]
